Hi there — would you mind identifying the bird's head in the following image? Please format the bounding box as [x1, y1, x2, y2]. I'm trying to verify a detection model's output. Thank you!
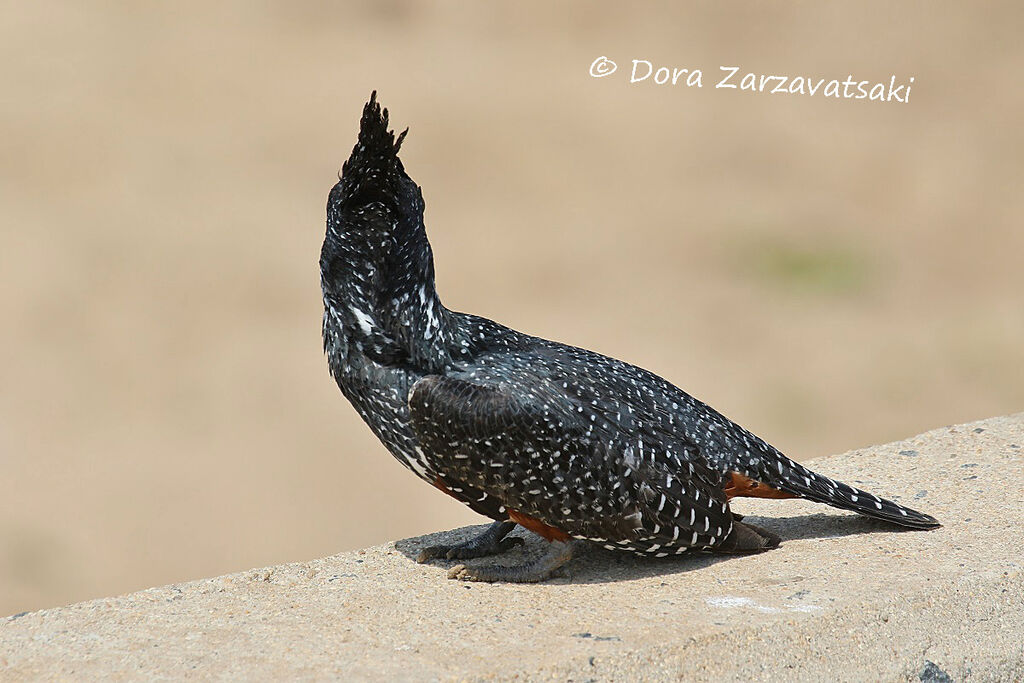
[326, 91, 420, 229]
[320, 93, 441, 344]
[321, 92, 435, 297]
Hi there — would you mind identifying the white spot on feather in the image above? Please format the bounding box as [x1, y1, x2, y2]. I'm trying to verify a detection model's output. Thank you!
[350, 306, 374, 335]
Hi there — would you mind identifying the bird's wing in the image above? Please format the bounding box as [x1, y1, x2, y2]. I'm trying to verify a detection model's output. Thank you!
[407, 374, 733, 549]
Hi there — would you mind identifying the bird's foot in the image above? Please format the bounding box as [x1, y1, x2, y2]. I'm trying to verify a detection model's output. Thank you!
[417, 520, 523, 563]
[447, 540, 577, 583]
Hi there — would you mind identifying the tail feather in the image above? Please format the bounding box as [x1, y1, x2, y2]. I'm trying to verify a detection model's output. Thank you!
[760, 454, 940, 530]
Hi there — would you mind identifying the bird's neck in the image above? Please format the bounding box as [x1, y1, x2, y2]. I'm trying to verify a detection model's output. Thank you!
[322, 238, 457, 374]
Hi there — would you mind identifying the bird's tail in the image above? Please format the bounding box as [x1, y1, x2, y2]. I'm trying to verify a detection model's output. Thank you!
[758, 453, 940, 529]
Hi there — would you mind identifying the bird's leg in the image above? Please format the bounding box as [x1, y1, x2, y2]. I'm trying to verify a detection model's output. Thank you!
[714, 514, 782, 554]
[729, 511, 781, 548]
[417, 520, 523, 563]
[737, 521, 781, 548]
[447, 539, 578, 583]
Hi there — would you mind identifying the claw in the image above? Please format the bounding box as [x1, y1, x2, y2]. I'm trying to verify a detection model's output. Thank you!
[447, 563, 471, 580]
[416, 545, 452, 563]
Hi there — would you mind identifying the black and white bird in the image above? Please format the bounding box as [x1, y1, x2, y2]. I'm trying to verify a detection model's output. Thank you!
[320, 93, 939, 583]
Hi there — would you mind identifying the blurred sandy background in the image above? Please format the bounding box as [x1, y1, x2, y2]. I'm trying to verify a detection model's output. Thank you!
[1, 1, 1022, 616]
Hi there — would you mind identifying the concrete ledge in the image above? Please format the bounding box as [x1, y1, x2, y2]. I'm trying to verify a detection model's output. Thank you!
[2, 415, 1023, 681]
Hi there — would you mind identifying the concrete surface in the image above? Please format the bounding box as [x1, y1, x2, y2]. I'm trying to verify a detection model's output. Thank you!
[2, 415, 1022, 681]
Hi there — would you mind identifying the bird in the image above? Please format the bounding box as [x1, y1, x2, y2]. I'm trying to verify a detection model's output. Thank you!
[319, 93, 940, 583]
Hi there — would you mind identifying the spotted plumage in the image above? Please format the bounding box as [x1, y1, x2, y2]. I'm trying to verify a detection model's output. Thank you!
[320, 93, 940, 582]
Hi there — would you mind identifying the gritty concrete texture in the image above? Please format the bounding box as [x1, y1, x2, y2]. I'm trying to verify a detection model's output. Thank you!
[2, 415, 1023, 681]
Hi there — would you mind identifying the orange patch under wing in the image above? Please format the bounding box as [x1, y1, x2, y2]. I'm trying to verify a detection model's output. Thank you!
[507, 509, 570, 542]
[433, 480, 570, 542]
[432, 477, 462, 501]
[724, 471, 798, 501]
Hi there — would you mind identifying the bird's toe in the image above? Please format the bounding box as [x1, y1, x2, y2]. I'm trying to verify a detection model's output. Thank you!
[416, 545, 450, 563]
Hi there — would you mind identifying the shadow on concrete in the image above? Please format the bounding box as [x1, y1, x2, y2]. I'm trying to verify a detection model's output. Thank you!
[393, 511, 923, 585]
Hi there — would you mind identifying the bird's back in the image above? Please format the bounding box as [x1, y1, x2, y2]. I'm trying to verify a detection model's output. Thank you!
[444, 311, 770, 481]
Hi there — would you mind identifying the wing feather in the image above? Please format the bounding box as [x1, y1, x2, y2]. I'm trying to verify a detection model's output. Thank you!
[408, 373, 732, 550]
